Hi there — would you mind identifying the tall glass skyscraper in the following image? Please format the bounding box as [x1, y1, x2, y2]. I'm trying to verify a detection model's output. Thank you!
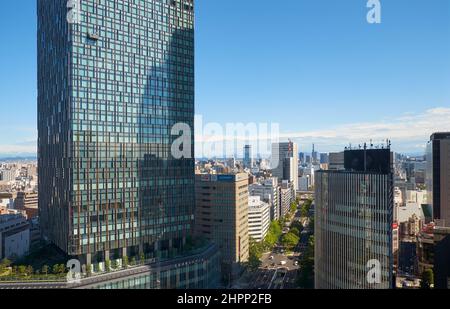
[38, 0, 195, 265]
[426, 132, 450, 225]
[315, 148, 394, 289]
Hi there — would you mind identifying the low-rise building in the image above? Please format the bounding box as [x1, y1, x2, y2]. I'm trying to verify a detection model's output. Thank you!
[15, 192, 38, 219]
[0, 212, 30, 260]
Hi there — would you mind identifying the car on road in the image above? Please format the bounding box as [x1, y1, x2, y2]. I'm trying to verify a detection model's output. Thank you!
[269, 256, 274, 260]
[280, 261, 287, 266]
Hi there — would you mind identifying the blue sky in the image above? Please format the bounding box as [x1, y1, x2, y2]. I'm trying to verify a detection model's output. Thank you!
[0, 0, 449, 157]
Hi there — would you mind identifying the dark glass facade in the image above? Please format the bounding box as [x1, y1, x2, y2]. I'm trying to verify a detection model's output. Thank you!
[426, 133, 450, 223]
[315, 149, 394, 289]
[38, 0, 195, 261]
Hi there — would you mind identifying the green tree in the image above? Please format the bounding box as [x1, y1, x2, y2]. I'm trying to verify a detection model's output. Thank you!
[111, 260, 118, 270]
[290, 202, 297, 214]
[248, 237, 263, 271]
[421, 269, 434, 289]
[86, 264, 92, 276]
[264, 220, 282, 248]
[290, 227, 300, 237]
[17, 265, 27, 277]
[1, 258, 11, 268]
[0, 258, 11, 274]
[123, 256, 129, 268]
[26, 265, 34, 276]
[140, 253, 146, 264]
[105, 260, 111, 272]
[52, 264, 59, 275]
[41, 265, 49, 276]
[297, 235, 315, 289]
[301, 204, 309, 218]
[53, 264, 65, 275]
[281, 232, 299, 249]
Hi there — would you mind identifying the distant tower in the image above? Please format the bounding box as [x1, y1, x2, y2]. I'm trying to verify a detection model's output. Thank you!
[243, 145, 253, 169]
[426, 132, 450, 225]
[312, 144, 318, 165]
[271, 141, 299, 192]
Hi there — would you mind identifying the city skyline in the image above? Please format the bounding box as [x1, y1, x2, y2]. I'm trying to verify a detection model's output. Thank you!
[0, 0, 449, 293]
[1, 0, 450, 157]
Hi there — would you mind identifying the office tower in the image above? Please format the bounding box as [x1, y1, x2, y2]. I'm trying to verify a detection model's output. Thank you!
[272, 141, 298, 193]
[248, 196, 271, 242]
[315, 147, 394, 289]
[329, 152, 345, 170]
[298, 175, 310, 192]
[320, 153, 329, 165]
[299, 152, 305, 165]
[312, 144, 318, 165]
[433, 226, 450, 289]
[195, 173, 249, 282]
[38, 1, 220, 289]
[243, 145, 253, 169]
[305, 155, 311, 165]
[426, 133, 450, 225]
[279, 180, 295, 218]
[249, 177, 279, 221]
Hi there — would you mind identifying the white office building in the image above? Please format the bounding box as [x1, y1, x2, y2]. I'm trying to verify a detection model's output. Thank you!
[249, 178, 279, 221]
[248, 197, 271, 242]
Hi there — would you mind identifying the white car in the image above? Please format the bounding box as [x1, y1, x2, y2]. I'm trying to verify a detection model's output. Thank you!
[280, 261, 287, 266]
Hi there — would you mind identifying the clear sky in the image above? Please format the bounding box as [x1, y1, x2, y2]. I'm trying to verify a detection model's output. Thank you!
[0, 0, 449, 157]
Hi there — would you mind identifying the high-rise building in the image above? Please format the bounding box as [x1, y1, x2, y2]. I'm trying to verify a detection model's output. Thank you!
[320, 153, 329, 165]
[243, 145, 253, 169]
[248, 196, 271, 242]
[279, 180, 295, 218]
[315, 148, 394, 289]
[312, 144, 318, 165]
[328, 152, 345, 170]
[249, 177, 279, 221]
[272, 141, 298, 193]
[426, 132, 450, 225]
[299, 152, 305, 165]
[194, 173, 249, 282]
[38, 0, 219, 288]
